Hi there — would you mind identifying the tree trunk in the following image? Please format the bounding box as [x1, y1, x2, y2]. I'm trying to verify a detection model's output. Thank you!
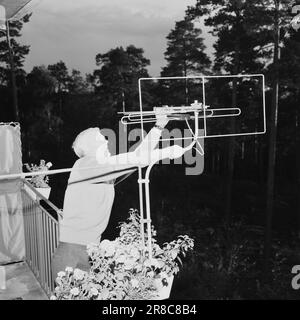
[263, 0, 280, 273]
[296, 91, 300, 238]
[258, 135, 265, 183]
[224, 44, 239, 223]
[182, 39, 189, 105]
[5, 21, 19, 122]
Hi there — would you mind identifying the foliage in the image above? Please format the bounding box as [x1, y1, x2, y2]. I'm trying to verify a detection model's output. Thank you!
[162, 17, 211, 77]
[0, 15, 31, 85]
[68, 69, 90, 94]
[156, 210, 300, 300]
[51, 209, 194, 300]
[157, 17, 211, 106]
[18, 66, 63, 160]
[24, 159, 52, 188]
[47, 61, 70, 93]
[92, 45, 150, 111]
[187, 0, 293, 74]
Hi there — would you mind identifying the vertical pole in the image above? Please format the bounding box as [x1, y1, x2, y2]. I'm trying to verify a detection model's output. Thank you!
[5, 20, 19, 122]
[138, 79, 145, 139]
[145, 163, 155, 259]
[264, 0, 280, 273]
[138, 167, 146, 252]
[202, 77, 207, 137]
[144, 180, 152, 258]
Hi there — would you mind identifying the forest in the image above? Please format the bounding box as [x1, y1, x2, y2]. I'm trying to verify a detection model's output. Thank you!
[0, 0, 300, 299]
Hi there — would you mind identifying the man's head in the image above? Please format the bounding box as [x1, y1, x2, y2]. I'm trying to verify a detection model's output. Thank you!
[72, 128, 110, 158]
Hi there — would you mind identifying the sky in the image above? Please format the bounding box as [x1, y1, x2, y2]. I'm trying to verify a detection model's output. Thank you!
[19, 0, 214, 77]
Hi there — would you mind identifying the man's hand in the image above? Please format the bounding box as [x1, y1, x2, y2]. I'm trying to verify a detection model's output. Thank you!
[155, 107, 169, 128]
[169, 145, 186, 160]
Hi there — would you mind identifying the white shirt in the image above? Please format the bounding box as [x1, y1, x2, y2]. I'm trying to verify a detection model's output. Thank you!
[59, 157, 127, 245]
[59, 127, 163, 245]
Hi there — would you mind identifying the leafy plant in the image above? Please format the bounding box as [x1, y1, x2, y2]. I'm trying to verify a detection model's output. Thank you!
[24, 159, 52, 188]
[51, 209, 194, 300]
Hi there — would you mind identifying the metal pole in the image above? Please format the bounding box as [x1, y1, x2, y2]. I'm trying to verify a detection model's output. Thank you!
[138, 167, 146, 252]
[144, 163, 155, 259]
[137, 110, 199, 258]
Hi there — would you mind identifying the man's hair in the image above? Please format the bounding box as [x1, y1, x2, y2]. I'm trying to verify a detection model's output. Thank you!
[72, 128, 100, 158]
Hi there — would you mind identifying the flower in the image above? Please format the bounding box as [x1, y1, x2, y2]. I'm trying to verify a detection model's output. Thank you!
[70, 288, 80, 296]
[73, 269, 86, 281]
[86, 243, 98, 256]
[52, 209, 194, 301]
[130, 279, 139, 288]
[104, 244, 116, 257]
[57, 271, 66, 278]
[130, 247, 140, 259]
[46, 162, 53, 168]
[116, 273, 124, 281]
[124, 258, 136, 270]
[98, 289, 109, 300]
[116, 254, 126, 264]
[99, 240, 116, 257]
[90, 287, 99, 296]
[99, 239, 111, 249]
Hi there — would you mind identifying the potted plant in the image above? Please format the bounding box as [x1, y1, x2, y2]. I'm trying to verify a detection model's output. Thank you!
[51, 209, 194, 300]
[24, 159, 52, 200]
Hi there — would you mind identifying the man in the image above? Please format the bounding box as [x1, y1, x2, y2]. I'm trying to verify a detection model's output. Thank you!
[52, 109, 186, 278]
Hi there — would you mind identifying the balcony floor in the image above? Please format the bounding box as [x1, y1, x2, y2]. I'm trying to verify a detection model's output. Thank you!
[0, 261, 48, 300]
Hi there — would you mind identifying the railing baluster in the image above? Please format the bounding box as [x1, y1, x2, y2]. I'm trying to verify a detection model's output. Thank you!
[47, 219, 52, 294]
[47, 216, 52, 294]
[38, 210, 45, 289]
[43, 212, 50, 294]
[28, 199, 34, 269]
[33, 203, 38, 275]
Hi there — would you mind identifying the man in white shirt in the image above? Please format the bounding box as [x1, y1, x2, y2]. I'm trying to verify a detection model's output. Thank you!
[52, 109, 186, 278]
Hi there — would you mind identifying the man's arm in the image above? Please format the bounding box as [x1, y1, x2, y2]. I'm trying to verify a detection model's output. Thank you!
[103, 127, 163, 167]
[97, 144, 186, 169]
[136, 145, 186, 166]
[98, 107, 169, 167]
[70, 144, 187, 186]
[133, 107, 168, 155]
[90, 108, 187, 181]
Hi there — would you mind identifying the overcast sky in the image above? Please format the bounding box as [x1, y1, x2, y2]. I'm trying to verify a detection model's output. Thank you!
[19, 0, 214, 77]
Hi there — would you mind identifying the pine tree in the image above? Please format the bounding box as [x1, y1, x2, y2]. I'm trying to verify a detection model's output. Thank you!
[160, 17, 211, 106]
[48, 61, 70, 93]
[187, 0, 265, 222]
[93, 45, 150, 112]
[162, 18, 211, 77]
[68, 69, 89, 94]
[0, 15, 30, 121]
[20, 66, 61, 160]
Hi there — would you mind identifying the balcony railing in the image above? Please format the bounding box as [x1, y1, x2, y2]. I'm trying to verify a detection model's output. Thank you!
[21, 179, 63, 298]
